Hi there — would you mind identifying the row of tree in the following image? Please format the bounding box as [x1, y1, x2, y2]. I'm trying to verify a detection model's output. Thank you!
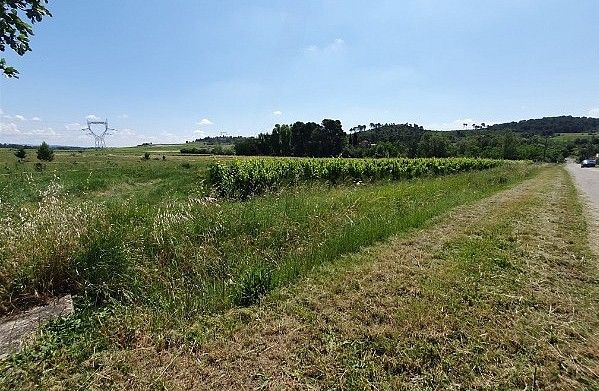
[234, 120, 346, 157]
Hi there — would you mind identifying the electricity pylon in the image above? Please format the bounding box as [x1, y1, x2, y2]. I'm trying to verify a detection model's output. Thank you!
[82, 119, 115, 148]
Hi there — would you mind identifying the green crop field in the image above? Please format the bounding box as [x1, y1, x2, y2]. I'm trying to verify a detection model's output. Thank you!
[0, 147, 597, 389]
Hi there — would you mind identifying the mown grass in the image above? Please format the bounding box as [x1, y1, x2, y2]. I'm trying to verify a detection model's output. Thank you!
[0, 157, 537, 388]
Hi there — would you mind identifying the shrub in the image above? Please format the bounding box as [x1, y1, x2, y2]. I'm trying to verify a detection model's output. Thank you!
[37, 141, 54, 161]
[180, 147, 211, 154]
[14, 148, 26, 159]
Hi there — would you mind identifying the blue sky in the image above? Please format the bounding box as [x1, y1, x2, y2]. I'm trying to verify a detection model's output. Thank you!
[1, 0, 598, 146]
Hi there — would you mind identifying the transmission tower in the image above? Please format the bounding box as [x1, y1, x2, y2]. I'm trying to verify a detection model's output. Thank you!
[82, 119, 115, 148]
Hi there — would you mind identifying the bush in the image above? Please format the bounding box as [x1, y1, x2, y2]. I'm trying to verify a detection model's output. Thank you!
[14, 148, 26, 159]
[37, 141, 54, 161]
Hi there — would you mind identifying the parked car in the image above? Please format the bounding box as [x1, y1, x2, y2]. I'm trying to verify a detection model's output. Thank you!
[581, 159, 597, 168]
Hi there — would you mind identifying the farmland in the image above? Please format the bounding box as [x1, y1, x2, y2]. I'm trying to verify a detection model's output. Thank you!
[0, 148, 598, 389]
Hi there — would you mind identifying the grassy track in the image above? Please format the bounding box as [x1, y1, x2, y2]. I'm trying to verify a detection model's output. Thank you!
[24, 165, 594, 390]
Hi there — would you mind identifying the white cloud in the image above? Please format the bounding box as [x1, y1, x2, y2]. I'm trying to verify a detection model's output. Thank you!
[31, 116, 41, 121]
[119, 113, 129, 119]
[273, 110, 283, 116]
[14, 115, 25, 121]
[31, 127, 56, 136]
[197, 118, 213, 126]
[65, 122, 83, 131]
[0, 122, 58, 138]
[588, 108, 599, 118]
[0, 122, 20, 135]
[329, 38, 345, 51]
[304, 38, 346, 55]
[86, 114, 100, 121]
[119, 128, 136, 136]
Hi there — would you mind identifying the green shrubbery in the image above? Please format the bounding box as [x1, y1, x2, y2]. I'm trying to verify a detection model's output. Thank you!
[36, 142, 54, 162]
[180, 145, 234, 155]
[209, 157, 504, 198]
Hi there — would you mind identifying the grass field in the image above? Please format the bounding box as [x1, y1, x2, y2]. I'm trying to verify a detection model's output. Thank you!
[0, 147, 597, 389]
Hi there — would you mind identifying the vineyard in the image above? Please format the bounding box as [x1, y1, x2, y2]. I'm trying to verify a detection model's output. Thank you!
[209, 157, 504, 198]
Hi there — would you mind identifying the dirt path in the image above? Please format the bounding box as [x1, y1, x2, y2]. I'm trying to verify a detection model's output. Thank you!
[76, 166, 599, 390]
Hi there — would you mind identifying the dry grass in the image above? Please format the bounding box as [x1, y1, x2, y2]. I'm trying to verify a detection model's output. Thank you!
[78, 166, 599, 390]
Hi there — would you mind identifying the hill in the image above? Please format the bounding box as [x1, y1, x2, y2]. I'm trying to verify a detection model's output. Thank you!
[485, 115, 599, 134]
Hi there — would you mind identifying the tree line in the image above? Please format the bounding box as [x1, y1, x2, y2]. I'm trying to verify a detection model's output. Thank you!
[233, 118, 598, 162]
[234, 119, 346, 157]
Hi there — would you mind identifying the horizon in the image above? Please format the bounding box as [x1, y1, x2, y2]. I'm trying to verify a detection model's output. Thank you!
[1, 1, 599, 147]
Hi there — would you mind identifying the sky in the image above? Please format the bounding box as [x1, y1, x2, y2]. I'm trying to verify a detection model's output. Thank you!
[1, 0, 599, 147]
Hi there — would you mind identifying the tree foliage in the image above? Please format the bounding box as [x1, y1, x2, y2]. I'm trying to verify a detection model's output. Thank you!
[487, 116, 599, 134]
[36, 141, 54, 161]
[14, 147, 26, 159]
[235, 119, 347, 157]
[1, 0, 52, 78]
[232, 116, 598, 162]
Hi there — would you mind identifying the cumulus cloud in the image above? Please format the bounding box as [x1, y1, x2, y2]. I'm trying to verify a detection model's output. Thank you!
[588, 108, 599, 118]
[119, 113, 129, 119]
[273, 110, 283, 116]
[197, 118, 213, 126]
[31, 116, 41, 121]
[86, 114, 100, 121]
[14, 115, 25, 121]
[0, 121, 57, 138]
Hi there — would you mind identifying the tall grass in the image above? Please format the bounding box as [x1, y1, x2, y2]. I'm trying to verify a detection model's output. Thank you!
[0, 162, 532, 318]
